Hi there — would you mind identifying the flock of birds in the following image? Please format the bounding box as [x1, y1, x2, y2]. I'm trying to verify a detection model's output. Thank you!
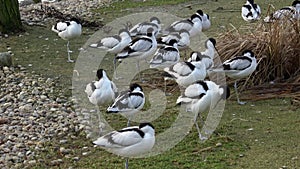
[49, 0, 300, 168]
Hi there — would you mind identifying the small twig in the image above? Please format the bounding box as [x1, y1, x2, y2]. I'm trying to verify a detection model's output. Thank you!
[192, 146, 213, 154]
[230, 118, 250, 122]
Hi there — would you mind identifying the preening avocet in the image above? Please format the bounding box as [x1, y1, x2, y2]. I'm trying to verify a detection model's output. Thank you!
[85, 69, 117, 134]
[187, 38, 217, 69]
[130, 17, 161, 37]
[210, 50, 257, 105]
[264, 0, 300, 22]
[164, 14, 202, 37]
[196, 10, 211, 31]
[157, 30, 190, 49]
[107, 83, 145, 126]
[176, 80, 230, 140]
[51, 18, 82, 62]
[116, 28, 157, 80]
[163, 60, 207, 88]
[149, 39, 180, 69]
[85, 69, 117, 106]
[241, 0, 261, 22]
[93, 123, 155, 169]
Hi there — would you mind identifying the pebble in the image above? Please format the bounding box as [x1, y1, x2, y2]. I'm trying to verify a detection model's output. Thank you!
[19, 0, 109, 27]
[27, 160, 37, 165]
[51, 159, 63, 165]
[215, 142, 222, 147]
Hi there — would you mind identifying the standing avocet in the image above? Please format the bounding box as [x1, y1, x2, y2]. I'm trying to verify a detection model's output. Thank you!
[210, 50, 257, 105]
[107, 83, 145, 127]
[85, 69, 117, 134]
[176, 80, 230, 140]
[51, 18, 82, 62]
[89, 29, 132, 78]
[163, 60, 207, 88]
[116, 28, 157, 80]
[93, 122, 155, 169]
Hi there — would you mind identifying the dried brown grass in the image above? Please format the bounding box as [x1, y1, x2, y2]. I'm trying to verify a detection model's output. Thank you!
[215, 17, 300, 100]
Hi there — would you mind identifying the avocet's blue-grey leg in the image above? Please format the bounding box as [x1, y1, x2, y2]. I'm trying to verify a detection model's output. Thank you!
[136, 60, 142, 82]
[194, 112, 208, 141]
[234, 80, 246, 105]
[125, 158, 129, 169]
[67, 41, 74, 62]
[113, 57, 119, 79]
[127, 119, 130, 127]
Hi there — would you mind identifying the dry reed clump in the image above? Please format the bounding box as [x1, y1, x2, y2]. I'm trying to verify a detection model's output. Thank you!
[215, 17, 300, 100]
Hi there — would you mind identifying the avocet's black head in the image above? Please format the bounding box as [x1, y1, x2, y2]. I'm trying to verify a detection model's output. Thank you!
[96, 69, 104, 80]
[146, 27, 155, 37]
[191, 14, 202, 21]
[150, 16, 161, 24]
[292, 0, 300, 7]
[70, 17, 81, 24]
[196, 9, 204, 16]
[220, 85, 230, 99]
[139, 122, 155, 130]
[247, 0, 255, 5]
[130, 83, 143, 92]
[242, 50, 255, 58]
[189, 51, 201, 62]
[168, 39, 178, 46]
[207, 38, 216, 47]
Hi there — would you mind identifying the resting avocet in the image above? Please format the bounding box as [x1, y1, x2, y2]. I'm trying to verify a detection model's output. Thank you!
[51, 18, 82, 62]
[130, 17, 161, 37]
[176, 80, 230, 140]
[165, 14, 202, 37]
[85, 69, 118, 106]
[107, 83, 145, 126]
[163, 60, 207, 88]
[210, 50, 257, 105]
[264, 0, 300, 22]
[241, 0, 261, 22]
[90, 29, 131, 54]
[293, 0, 300, 19]
[157, 30, 190, 49]
[116, 28, 157, 80]
[93, 122, 155, 169]
[196, 10, 211, 31]
[149, 39, 180, 69]
[187, 38, 217, 69]
[90, 29, 131, 78]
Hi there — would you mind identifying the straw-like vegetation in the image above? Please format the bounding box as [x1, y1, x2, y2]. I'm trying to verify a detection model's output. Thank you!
[216, 15, 300, 101]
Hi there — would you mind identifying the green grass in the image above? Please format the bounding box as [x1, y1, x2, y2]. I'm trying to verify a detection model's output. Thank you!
[1, 0, 300, 168]
[28, 99, 300, 169]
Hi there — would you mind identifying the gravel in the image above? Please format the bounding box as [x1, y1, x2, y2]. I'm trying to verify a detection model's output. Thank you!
[19, 0, 111, 27]
[0, 66, 82, 168]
